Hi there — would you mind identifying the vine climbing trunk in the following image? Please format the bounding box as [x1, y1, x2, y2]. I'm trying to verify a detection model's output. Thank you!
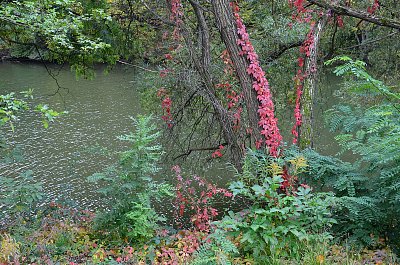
[211, 0, 262, 144]
[212, 0, 282, 156]
[301, 16, 328, 148]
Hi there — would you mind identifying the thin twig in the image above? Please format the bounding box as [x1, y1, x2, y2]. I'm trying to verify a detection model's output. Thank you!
[116, 60, 158, 73]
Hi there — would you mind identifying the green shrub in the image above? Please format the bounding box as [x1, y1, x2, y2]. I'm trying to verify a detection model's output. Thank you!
[87, 115, 173, 244]
[212, 149, 336, 263]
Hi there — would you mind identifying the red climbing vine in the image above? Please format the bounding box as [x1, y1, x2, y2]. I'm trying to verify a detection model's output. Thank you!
[231, 1, 282, 157]
[216, 49, 244, 133]
[156, 0, 185, 128]
[367, 0, 380, 14]
[169, 0, 183, 40]
[211, 144, 225, 158]
[291, 27, 316, 144]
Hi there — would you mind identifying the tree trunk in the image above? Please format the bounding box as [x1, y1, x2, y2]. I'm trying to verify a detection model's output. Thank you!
[300, 16, 328, 148]
[212, 0, 262, 145]
[180, 5, 245, 170]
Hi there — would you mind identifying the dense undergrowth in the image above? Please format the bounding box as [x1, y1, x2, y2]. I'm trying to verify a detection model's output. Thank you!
[1, 61, 399, 264]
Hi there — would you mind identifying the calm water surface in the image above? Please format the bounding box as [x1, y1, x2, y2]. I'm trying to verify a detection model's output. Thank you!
[0, 61, 341, 209]
[0, 62, 143, 207]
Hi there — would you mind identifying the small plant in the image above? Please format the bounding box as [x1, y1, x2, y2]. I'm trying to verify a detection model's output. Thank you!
[0, 170, 45, 227]
[125, 195, 166, 243]
[148, 166, 234, 265]
[0, 234, 20, 264]
[190, 229, 239, 265]
[88, 115, 173, 244]
[172, 165, 233, 232]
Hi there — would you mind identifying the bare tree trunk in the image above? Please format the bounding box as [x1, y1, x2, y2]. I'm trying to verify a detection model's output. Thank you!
[189, 0, 210, 69]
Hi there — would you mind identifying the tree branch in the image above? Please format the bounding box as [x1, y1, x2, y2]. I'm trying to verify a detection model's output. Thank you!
[265, 41, 304, 62]
[173, 143, 227, 160]
[307, 0, 400, 30]
[340, 31, 399, 50]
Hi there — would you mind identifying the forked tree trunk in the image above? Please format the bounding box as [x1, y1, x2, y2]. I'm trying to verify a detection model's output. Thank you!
[180, 2, 245, 170]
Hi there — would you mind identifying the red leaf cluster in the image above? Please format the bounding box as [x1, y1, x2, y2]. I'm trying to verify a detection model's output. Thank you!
[367, 0, 380, 14]
[172, 165, 232, 232]
[169, 0, 183, 40]
[280, 167, 298, 193]
[157, 88, 173, 128]
[211, 144, 225, 158]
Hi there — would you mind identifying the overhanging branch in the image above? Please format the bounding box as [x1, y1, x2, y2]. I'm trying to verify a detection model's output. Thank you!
[307, 0, 400, 30]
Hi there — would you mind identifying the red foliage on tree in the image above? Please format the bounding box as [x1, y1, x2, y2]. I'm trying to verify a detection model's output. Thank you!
[291, 28, 315, 144]
[367, 0, 380, 14]
[169, 0, 183, 40]
[232, 2, 282, 157]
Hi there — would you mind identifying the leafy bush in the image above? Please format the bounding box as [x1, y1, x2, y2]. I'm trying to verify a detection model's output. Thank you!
[0, 170, 44, 227]
[87, 115, 173, 244]
[171, 165, 233, 232]
[190, 229, 239, 265]
[213, 149, 336, 262]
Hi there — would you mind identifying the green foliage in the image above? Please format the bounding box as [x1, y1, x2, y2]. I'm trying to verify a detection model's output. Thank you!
[0, 0, 119, 78]
[0, 91, 65, 132]
[214, 150, 336, 262]
[303, 57, 400, 247]
[125, 195, 165, 243]
[0, 170, 45, 225]
[35, 104, 68, 128]
[325, 56, 400, 102]
[88, 115, 173, 244]
[0, 91, 66, 163]
[106, 0, 158, 62]
[190, 229, 239, 265]
[0, 92, 29, 131]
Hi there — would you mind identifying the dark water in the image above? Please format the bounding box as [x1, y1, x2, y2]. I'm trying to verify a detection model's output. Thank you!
[0, 61, 341, 209]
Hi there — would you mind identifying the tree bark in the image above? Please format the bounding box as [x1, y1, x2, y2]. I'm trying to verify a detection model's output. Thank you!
[180, 18, 245, 170]
[189, 0, 211, 70]
[211, 0, 262, 144]
[300, 16, 328, 148]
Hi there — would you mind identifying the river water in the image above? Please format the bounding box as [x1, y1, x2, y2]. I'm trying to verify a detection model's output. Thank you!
[0, 61, 340, 209]
[0, 62, 145, 207]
